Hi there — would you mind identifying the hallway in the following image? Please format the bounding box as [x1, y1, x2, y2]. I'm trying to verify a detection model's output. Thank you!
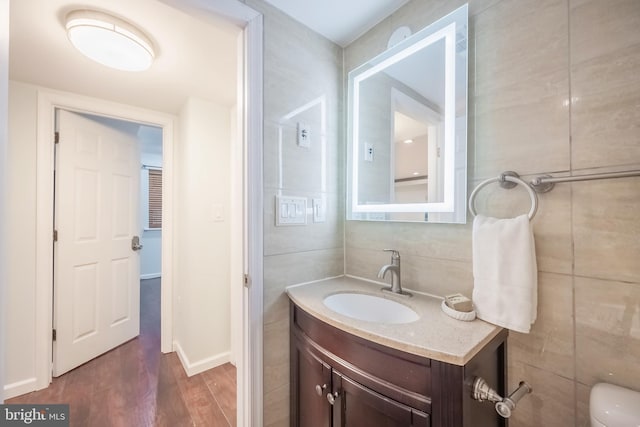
[7, 279, 237, 427]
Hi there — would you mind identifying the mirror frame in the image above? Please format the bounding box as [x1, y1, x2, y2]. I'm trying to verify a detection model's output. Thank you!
[347, 4, 468, 222]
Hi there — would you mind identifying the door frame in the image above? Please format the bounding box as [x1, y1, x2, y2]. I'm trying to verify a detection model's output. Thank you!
[28, 2, 263, 425]
[0, 0, 8, 404]
[36, 91, 176, 382]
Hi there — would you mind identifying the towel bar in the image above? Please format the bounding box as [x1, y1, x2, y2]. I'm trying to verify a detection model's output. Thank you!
[468, 171, 538, 220]
[472, 376, 533, 419]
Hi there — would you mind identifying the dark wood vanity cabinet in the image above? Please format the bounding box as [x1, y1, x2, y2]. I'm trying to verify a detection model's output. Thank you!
[290, 303, 509, 427]
[332, 370, 430, 427]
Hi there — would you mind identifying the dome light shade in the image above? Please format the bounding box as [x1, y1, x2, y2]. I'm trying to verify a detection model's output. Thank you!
[65, 10, 155, 72]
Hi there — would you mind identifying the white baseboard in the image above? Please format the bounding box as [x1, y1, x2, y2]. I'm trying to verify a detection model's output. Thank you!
[173, 341, 230, 377]
[4, 377, 37, 400]
[140, 273, 161, 280]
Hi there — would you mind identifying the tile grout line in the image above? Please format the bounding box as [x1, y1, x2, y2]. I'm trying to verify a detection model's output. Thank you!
[566, 0, 580, 424]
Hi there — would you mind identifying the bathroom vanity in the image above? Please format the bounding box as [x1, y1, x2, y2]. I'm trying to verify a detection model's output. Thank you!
[288, 277, 508, 427]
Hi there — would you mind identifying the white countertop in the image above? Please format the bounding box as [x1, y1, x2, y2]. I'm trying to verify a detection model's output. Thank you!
[286, 276, 504, 366]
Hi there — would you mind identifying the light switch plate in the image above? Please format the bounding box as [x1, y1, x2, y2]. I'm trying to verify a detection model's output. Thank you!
[212, 203, 224, 222]
[275, 195, 307, 226]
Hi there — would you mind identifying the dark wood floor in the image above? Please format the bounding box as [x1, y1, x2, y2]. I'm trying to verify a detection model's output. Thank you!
[8, 278, 237, 427]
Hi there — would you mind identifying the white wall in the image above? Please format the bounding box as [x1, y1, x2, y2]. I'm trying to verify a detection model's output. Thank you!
[173, 96, 232, 375]
[0, 0, 9, 402]
[5, 81, 235, 394]
[4, 81, 38, 398]
[140, 143, 163, 279]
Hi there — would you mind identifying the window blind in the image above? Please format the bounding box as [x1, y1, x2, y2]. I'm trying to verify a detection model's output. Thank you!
[148, 169, 162, 229]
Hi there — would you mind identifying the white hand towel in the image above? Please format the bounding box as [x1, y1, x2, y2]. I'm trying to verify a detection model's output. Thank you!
[472, 214, 537, 333]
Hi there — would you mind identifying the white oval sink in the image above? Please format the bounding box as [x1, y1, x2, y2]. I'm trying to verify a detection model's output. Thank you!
[323, 293, 419, 324]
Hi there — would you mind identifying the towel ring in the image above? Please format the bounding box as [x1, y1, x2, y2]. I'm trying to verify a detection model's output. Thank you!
[469, 172, 538, 220]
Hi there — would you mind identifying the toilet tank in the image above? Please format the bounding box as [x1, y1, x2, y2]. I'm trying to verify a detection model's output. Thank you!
[590, 383, 640, 427]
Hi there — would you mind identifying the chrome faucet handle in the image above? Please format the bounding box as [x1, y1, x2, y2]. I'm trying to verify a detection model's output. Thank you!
[383, 249, 400, 260]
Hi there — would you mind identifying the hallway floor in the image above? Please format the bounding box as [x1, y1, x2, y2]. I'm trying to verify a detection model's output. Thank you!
[7, 278, 237, 427]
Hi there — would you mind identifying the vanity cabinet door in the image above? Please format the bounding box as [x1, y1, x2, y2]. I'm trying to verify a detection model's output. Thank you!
[291, 302, 507, 427]
[333, 371, 430, 427]
[292, 340, 332, 427]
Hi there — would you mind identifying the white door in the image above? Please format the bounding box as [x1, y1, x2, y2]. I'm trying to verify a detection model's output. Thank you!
[53, 110, 141, 376]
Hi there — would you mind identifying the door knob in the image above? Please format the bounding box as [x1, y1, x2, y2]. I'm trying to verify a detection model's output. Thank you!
[131, 236, 143, 251]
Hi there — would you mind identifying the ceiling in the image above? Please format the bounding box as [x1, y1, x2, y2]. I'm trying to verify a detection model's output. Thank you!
[9, 0, 241, 114]
[262, 0, 410, 47]
[9, 0, 413, 113]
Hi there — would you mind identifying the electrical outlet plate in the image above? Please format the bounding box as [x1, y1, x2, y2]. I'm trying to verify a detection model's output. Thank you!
[364, 143, 374, 162]
[297, 122, 311, 148]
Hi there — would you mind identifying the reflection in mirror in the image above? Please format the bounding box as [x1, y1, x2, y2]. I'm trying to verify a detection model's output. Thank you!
[347, 4, 468, 223]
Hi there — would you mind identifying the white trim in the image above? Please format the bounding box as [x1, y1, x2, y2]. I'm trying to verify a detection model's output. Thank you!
[174, 341, 231, 377]
[229, 28, 244, 370]
[159, 0, 257, 26]
[141, 164, 162, 170]
[159, 113, 174, 355]
[34, 92, 55, 391]
[35, 89, 176, 390]
[3, 378, 37, 400]
[0, 0, 7, 402]
[140, 273, 162, 280]
[244, 14, 264, 427]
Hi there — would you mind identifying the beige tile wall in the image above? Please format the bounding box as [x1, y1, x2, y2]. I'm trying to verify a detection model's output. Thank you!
[344, 1, 640, 427]
[244, 1, 344, 425]
[252, 0, 640, 425]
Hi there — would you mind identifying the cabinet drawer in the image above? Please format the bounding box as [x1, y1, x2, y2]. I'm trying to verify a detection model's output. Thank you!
[292, 304, 431, 412]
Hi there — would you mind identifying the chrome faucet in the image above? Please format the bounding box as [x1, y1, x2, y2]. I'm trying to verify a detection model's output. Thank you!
[377, 249, 411, 297]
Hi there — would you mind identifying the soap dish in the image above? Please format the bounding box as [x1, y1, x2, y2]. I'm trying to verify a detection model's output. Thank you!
[441, 300, 476, 322]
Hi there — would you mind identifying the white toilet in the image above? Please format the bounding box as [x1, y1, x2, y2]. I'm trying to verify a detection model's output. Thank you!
[590, 383, 640, 427]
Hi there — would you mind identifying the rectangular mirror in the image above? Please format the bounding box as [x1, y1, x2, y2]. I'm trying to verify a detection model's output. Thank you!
[347, 4, 468, 223]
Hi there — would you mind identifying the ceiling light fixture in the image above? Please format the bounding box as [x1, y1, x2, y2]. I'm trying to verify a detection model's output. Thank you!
[65, 10, 155, 72]
[403, 139, 414, 144]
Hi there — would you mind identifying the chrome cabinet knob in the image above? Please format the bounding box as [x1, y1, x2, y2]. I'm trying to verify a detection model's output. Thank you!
[315, 384, 327, 396]
[326, 391, 339, 405]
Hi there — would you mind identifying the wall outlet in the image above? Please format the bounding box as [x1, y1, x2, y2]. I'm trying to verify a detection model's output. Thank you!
[364, 143, 374, 162]
[312, 197, 326, 223]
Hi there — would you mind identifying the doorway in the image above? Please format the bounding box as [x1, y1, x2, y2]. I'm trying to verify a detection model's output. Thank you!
[3, 1, 264, 423]
[36, 92, 178, 380]
[139, 124, 163, 283]
[51, 109, 170, 377]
